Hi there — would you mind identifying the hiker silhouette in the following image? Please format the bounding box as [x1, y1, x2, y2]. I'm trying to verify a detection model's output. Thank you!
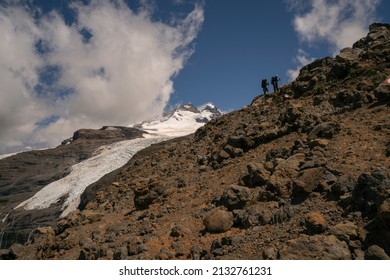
[261, 79, 269, 95]
[271, 75, 280, 92]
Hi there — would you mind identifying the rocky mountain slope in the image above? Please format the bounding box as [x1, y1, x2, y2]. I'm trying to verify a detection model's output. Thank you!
[0, 103, 222, 251]
[1, 23, 390, 260]
[0, 126, 144, 249]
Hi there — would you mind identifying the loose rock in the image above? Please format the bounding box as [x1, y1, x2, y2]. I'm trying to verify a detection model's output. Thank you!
[203, 209, 233, 233]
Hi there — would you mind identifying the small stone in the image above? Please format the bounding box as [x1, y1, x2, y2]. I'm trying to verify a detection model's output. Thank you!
[37, 226, 55, 235]
[155, 248, 173, 260]
[353, 249, 365, 260]
[308, 139, 330, 149]
[305, 211, 327, 234]
[263, 247, 277, 260]
[170, 224, 190, 238]
[323, 170, 337, 185]
[199, 166, 209, 172]
[219, 149, 230, 160]
[263, 161, 275, 172]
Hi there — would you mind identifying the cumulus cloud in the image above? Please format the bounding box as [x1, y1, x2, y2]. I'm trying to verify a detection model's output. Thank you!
[0, 0, 204, 154]
[0, 6, 49, 150]
[285, 0, 381, 81]
[292, 0, 380, 52]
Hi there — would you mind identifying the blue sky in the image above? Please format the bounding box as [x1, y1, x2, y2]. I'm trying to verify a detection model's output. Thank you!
[170, 0, 299, 111]
[0, 0, 389, 153]
[168, 0, 390, 111]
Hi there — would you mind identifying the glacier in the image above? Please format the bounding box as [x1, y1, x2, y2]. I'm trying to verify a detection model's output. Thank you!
[15, 103, 222, 218]
[15, 135, 174, 218]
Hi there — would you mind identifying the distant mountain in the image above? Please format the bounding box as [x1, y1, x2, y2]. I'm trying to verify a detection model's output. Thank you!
[133, 103, 223, 137]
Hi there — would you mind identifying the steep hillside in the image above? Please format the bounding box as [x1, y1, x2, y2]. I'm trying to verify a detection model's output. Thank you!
[1, 23, 390, 260]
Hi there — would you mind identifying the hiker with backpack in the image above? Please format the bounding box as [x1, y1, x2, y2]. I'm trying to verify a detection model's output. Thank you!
[271, 75, 280, 92]
[261, 79, 269, 95]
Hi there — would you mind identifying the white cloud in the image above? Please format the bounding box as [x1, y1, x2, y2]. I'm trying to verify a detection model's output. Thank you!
[292, 0, 380, 53]
[0, 1, 204, 154]
[285, 0, 381, 81]
[0, 6, 50, 151]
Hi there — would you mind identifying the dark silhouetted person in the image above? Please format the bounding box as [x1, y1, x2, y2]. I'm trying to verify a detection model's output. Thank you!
[271, 75, 280, 92]
[261, 79, 269, 95]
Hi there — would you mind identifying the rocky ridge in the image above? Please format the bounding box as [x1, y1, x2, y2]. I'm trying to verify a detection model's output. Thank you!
[1, 23, 390, 260]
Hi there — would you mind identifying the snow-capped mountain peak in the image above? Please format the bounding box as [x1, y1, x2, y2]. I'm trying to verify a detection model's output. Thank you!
[132, 103, 222, 137]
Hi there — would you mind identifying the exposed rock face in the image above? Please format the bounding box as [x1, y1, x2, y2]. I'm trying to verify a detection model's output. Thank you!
[1, 23, 390, 260]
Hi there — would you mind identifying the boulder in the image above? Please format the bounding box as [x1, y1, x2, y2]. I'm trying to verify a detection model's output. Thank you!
[278, 235, 351, 260]
[267, 153, 305, 198]
[293, 167, 326, 195]
[352, 168, 390, 214]
[267, 171, 294, 199]
[203, 209, 233, 233]
[227, 136, 244, 148]
[277, 153, 306, 172]
[242, 204, 274, 227]
[308, 122, 339, 140]
[365, 245, 390, 260]
[332, 173, 357, 195]
[330, 222, 358, 242]
[218, 185, 251, 210]
[245, 162, 270, 186]
[223, 145, 243, 158]
[336, 47, 363, 62]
